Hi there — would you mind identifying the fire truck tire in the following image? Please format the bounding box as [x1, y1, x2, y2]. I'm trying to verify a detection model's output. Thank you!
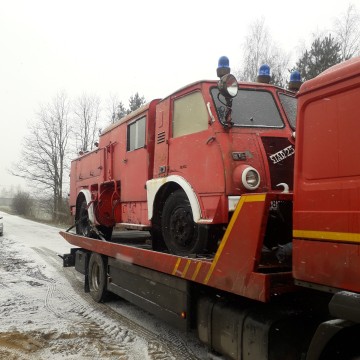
[88, 252, 108, 303]
[76, 199, 95, 238]
[162, 190, 207, 255]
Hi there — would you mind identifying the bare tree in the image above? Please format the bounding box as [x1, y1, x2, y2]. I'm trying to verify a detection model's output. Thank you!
[334, 3, 360, 60]
[73, 93, 101, 152]
[106, 93, 127, 124]
[237, 18, 290, 87]
[11, 92, 71, 221]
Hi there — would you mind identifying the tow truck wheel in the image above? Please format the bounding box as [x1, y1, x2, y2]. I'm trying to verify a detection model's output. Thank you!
[88, 253, 108, 302]
[162, 190, 207, 255]
[76, 199, 94, 238]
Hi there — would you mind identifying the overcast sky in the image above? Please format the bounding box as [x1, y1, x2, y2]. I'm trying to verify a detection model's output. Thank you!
[0, 0, 356, 193]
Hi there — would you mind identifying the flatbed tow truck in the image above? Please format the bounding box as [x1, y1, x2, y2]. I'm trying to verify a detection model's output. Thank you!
[61, 192, 302, 360]
[61, 57, 360, 360]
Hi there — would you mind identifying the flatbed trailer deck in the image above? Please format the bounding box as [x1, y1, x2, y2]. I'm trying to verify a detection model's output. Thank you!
[61, 192, 294, 304]
[60, 192, 325, 360]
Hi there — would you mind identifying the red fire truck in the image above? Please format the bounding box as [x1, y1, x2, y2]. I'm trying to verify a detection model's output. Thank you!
[61, 57, 360, 359]
[69, 57, 296, 255]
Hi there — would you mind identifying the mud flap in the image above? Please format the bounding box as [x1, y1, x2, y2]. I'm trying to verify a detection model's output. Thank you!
[61, 248, 78, 267]
[62, 249, 90, 293]
[76, 250, 90, 293]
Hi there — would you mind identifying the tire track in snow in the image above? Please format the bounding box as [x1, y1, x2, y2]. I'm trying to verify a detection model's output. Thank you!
[31, 247, 138, 359]
[33, 246, 200, 360]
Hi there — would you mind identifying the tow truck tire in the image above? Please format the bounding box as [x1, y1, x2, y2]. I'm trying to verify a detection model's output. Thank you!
[88, 253, 108, 302]
[162, 189, 207, 255]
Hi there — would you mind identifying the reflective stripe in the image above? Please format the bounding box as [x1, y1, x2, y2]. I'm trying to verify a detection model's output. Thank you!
[181, 260, 191, 278]
[293, 229, 360, 244]
[191, 262, 202, 281]
[172, 258, 181, 275]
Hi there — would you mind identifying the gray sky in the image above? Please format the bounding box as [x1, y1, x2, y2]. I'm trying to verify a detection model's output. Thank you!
[0, 0, 356, 193]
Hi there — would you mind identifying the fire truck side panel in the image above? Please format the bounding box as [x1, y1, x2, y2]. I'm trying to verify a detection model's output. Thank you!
[99, 123, 122, 183]
[69, 148, 105, 213]
[167, 87, 227, 222]
[117, 100, 158, 203]
[70, 101, 159, 226]
[293, 57, 360, 292]
[153, 97, 171, 178]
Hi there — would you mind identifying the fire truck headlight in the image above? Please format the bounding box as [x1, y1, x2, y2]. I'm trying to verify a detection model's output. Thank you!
[218, 73, 238, 98]
[242, 167, 260, 190]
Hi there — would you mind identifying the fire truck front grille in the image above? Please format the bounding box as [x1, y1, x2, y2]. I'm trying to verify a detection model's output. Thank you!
[261, 136, 295, 191]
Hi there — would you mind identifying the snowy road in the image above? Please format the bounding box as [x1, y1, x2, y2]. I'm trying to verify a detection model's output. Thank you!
[0, 212, 215, 360]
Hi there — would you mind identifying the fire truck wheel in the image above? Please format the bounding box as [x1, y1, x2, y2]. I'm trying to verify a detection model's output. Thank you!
[76, 199, 94, 238]
[88, 252, 108, 303]
[162, 190, 207, 255]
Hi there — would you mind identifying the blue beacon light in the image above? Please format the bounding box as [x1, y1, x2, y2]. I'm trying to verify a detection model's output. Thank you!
[289, 70, 302, 91]
[257, 64, 271, 83]
[217, 56, 231, 78]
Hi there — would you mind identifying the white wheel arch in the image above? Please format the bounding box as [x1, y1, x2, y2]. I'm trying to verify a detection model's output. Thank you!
[77, 189, 96, 224]
[146, 175, 202, 222]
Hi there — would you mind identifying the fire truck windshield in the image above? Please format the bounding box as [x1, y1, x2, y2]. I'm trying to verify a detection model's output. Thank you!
[211, 88, 285, 128]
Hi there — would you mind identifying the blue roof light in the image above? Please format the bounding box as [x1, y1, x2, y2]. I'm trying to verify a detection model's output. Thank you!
[289, 70, 302, 91]
[217, 56, 231, 78]
[257, 64, 271, 83]
[290, 70, 301, 82]
[258, 64, 270, 76]
[218, 56, 230, 69]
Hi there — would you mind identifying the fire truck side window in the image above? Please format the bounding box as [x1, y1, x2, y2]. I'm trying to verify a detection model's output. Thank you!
[172, 92, 208, 138]
[127, 116, 146, 151]
[279, 93, 297, 130]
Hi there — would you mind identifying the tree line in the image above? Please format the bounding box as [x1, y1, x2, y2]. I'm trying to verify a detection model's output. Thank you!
[11, 92, 146, 222]
[10, 3, 360, 223]
[237, 4, 360, 85]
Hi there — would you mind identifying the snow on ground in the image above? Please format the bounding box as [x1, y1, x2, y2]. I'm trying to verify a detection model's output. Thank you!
[0, 211, 215, 360]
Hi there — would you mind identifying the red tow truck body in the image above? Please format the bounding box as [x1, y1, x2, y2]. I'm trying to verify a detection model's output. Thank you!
[62, 57, 360, 360]
[293, 57, 360, 292]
